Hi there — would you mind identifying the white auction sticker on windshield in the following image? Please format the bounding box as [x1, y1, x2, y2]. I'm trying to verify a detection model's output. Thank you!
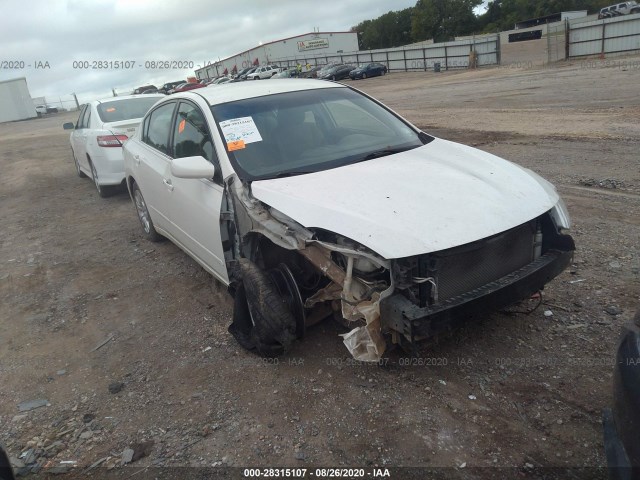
[219, 117, 263, 147]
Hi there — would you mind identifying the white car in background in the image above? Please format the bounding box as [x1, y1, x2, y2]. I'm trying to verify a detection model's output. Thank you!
[245, 65, 278, 80]
[122, 80, 574, 360]
[63, 94, 164, 197]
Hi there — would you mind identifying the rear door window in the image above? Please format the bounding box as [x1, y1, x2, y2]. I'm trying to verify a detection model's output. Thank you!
[144, 102, 176, 155]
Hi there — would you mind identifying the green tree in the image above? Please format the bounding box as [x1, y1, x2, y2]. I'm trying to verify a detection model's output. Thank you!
[411, 0, 481, 43]
[352, 8, 414, 50]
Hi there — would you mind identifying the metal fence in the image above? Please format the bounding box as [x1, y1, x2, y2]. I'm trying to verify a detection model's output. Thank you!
[568, 13, 640, 57]
[269, 35, 500, 72]
[547, 22, 568, 63]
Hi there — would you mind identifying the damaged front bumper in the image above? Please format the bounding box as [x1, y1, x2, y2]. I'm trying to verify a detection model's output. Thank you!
[380, 249, 574, 347]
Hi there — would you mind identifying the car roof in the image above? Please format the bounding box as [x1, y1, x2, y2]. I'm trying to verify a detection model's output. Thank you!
[93, 94, 165, 104]
[178, 79, 344, 106]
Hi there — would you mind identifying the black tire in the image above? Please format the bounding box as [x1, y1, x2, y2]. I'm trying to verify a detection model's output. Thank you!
[72, 149, 87, 178]
[382, 69, 386, 76]
[132, 182, 162, 242]
[228, 259, 297, 357]
[331, 75, 336, 81]
[89, 159, 116, 198]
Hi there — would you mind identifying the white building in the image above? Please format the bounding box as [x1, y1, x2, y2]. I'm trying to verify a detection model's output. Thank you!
[0, 77, 37, 123]
[196, 31, 359, 79]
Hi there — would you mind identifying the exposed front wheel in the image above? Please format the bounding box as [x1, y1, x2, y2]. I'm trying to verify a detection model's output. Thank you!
[228, 259, 298, 357]
[362, 73, 367, 79]
[132, 182, 162, 242]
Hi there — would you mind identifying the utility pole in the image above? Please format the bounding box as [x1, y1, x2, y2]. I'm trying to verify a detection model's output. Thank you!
[72, 93, 80, 110]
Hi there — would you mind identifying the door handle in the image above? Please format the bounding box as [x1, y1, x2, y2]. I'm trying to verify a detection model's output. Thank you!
[134, 154, 140, 166]
[163, 178, 174, 191]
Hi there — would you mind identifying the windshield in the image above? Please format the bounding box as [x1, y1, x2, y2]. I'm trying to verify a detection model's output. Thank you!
[97, 97, 161, 123]
[211, 87, 430, 181]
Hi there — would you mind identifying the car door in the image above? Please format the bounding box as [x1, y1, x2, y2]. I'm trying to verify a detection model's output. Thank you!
[164, 100, 228, 282]
[134, 101, 177, 233]
[71, 105, 89, 165]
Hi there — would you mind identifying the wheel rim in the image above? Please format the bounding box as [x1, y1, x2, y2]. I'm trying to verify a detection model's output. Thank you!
[90, 162, 102, 194]
[134, 189, 151, 234]
[269, 264, 305, 338]
[362, 73, 367, 79]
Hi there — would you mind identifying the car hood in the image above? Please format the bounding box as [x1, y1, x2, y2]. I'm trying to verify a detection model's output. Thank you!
[351, 68, 365, 74]
[250, 138, 560, 259]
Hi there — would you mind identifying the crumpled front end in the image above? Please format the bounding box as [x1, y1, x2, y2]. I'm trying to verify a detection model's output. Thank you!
[225, 176, 574, 362]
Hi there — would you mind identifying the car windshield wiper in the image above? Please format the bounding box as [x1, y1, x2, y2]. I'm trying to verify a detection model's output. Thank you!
[360, 146, 415, 162]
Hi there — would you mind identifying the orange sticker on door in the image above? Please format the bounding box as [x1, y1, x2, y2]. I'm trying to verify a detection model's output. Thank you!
[178, 119, 186, 133]
[227, 139, 245, 151]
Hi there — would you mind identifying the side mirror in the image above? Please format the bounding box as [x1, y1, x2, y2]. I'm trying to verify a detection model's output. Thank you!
[171, 156, 215, 179]
[63, 122, 74, 130]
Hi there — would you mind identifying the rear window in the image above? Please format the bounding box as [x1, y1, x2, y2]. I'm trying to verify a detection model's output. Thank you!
[97, 97, 161, 123]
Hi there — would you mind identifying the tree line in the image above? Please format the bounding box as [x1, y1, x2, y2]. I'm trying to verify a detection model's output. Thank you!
[352, 0, 614, 48]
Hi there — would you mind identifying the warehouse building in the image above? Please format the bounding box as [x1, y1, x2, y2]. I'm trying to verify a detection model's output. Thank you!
[195, 31, 359, 79]
[0, 77, 37, 123]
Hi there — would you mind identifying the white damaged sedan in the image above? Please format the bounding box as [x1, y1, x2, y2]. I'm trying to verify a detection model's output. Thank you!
[123, 80, 574, 360]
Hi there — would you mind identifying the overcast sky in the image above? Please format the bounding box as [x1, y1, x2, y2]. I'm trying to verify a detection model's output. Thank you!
[0, 0, 427, 106]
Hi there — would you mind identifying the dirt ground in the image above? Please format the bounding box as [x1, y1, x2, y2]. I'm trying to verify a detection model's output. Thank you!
[1, 58, 639, 479]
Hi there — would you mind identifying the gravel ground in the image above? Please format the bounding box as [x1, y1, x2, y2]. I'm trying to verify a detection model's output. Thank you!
[0, 58, 639, 479]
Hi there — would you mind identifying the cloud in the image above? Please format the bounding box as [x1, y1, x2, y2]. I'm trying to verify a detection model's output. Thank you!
[0, 0, 416, 104]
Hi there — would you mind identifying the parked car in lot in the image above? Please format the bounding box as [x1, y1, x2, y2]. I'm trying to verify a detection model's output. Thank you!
[234, 66, 254, 79]
[35, 104, 58, 114]
[172, 82, 206, 93]
[317, 64, 356, 81]
[239, 67, 258, 80]
[208, 76, 231, 85]
[158, 81, 185, 94]
[299, 65, 324, 78]
[599, 1, 640, 18]
[246, 65, 279, 80]
[272, 68, 298, 78]
[123, 79, 574, 360]
[603, 308, 640, 479]
[133, 85, 157, 95]
[63, 94, 164, 197]
[167, 83, 186, 94]
[349, 62, 388, 80]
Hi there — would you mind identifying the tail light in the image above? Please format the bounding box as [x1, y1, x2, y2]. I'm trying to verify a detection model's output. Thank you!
[97, 135, 128, 147]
